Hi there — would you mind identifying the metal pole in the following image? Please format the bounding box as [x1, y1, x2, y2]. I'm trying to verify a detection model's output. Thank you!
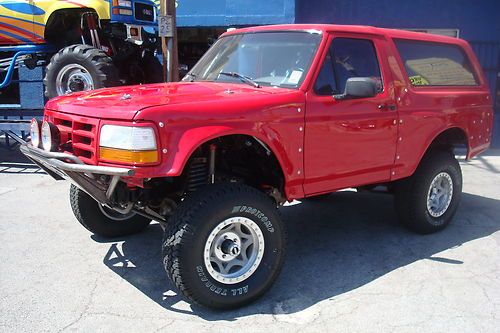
[166, 0, 179, 82]
[160, 0, 168, 82]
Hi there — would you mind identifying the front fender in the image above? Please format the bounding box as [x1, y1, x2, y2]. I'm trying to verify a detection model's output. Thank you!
[158, 124, 304, 199]
[34, 0, 110, 26]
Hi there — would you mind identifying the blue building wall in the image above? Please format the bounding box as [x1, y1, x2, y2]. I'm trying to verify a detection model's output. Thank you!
[295, 0, 499, 41]
[176, 0, 295, 27]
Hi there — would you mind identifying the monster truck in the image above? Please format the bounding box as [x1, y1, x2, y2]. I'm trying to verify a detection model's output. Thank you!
[0, 0, 161, 97]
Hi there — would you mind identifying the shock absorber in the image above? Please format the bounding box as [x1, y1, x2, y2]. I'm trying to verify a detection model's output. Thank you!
[209, 144, 216, 184]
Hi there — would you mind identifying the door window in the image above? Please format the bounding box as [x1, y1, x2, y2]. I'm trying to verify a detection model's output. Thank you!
[314, 37, 383, 95]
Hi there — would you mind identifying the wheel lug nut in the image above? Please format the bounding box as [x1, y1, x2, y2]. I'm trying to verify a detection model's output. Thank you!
[222, 254, 226, 258]
[233, 239, 237, 242]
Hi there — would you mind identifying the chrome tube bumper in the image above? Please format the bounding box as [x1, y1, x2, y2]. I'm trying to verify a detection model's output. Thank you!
[19, 139, 135, 205]
[20, 144, 135, 177]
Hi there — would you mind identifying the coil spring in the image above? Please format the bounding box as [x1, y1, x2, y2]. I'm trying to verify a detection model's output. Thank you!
[187, 157, 208, 192]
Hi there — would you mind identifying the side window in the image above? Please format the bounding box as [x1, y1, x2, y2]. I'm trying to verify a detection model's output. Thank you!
[314, 51, 337, 95]
[331, 38, 383, 93]
[395, 39, 478, 86]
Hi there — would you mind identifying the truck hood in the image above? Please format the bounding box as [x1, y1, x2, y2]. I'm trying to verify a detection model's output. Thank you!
[45, 82, 290, 120]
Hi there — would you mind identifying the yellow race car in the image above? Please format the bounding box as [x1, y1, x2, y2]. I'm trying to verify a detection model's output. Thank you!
[0, 0, 161, 97]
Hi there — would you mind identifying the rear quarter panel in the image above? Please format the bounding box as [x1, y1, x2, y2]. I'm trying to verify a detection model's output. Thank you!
[387, 37, 493, 180]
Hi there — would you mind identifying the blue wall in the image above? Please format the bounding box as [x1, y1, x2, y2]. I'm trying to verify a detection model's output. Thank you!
[176, 0, 295, 27]
[295, 0, 499, 42]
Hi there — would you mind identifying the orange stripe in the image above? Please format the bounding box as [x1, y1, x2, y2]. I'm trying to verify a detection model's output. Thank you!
[0, 23, 34, 40]
[0, 32, 20, 44]
[0, 17, 34, 31]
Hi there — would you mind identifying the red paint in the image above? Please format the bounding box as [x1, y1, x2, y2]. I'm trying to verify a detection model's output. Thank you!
[43, 24, 494, 200]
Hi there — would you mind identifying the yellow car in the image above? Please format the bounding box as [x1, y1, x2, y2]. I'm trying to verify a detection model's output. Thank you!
[0, 0, 161, 97]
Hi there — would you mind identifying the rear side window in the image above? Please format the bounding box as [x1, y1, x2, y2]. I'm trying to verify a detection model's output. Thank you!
[395, 39, 478, 86]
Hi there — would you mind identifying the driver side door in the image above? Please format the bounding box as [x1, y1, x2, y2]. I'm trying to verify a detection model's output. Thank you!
[303, 33, 399, 195]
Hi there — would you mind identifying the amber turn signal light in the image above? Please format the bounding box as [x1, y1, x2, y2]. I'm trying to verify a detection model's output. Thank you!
[99, 147, 158, 164]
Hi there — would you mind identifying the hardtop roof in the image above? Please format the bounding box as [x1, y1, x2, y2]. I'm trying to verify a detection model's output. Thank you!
[221, 24, 466, 46]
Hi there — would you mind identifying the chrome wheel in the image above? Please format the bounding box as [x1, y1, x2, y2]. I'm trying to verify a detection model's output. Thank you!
[55, 64, 94, 96]
[204, 217, 264, 284]
[426, 172, 453, 218]
[98, 204, 136, 221]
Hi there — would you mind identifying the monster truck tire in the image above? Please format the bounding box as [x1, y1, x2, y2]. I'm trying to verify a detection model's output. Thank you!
[162, 183, 286, 309]
[69, 184, 151, 238]
[395, 150, 462, 234]
[44, 44, 119, 99]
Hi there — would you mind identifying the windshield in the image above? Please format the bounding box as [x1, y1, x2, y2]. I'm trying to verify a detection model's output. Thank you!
[183, 31, 322, 89]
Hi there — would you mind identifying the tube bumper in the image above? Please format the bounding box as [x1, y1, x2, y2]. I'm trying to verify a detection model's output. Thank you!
[19, 141, 134, 205]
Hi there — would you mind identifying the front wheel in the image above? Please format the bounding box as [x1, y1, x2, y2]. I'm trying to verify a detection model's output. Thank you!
[162, 183, 286, 309]
[69, 184, 151, 238]
[44, 44, 119, 98]
[395, 150, 462, 234]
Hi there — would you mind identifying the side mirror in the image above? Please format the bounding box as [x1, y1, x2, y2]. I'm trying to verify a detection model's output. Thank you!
[334, 77, 378, 100]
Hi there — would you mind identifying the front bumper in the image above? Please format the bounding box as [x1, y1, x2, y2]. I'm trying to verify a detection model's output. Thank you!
[19, 139, 134, 205]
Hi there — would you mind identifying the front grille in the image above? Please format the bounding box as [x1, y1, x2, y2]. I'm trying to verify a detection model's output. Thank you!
[46, 111, 99, 165]
[134, 2, 154, 22]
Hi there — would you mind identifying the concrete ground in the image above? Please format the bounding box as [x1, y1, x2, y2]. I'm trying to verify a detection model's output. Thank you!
[0, 147, 499, 332]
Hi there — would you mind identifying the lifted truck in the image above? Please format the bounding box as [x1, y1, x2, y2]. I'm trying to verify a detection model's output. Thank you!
[19, 24, 493, 309]
[0, 0, 161, 98]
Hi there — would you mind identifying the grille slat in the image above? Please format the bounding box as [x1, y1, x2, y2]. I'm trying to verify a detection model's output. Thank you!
[47, 111, 99, 165]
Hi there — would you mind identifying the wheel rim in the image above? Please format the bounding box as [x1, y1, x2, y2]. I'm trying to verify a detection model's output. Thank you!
[98, 204, 136, 221]
[203, 217, 265, 284]
[55, 64, 94, 96]
[426, 172, 454, 218]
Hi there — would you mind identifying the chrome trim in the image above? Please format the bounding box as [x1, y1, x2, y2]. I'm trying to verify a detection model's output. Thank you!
[20, 144, 135, 177]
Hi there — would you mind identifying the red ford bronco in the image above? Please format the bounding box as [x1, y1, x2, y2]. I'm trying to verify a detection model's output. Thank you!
[20, 24, 493, 309]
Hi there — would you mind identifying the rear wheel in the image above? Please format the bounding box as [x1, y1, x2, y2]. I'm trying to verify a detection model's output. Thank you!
[395, 150, 462, 234]
[69, 184, 151, 238]
[44, 44, 119, 98]
[162, 183, 286, 309]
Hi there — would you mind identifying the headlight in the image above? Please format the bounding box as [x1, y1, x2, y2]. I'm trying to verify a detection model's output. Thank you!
[99, 125, 159, 164]
[112, 0, 132, 7]
[118, 0, 132, 7]
[30, 118, 42, 148]
[41, 121, 60, 152]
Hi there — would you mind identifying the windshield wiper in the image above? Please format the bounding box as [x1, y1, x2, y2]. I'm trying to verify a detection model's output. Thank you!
[219, 72, 261, 88]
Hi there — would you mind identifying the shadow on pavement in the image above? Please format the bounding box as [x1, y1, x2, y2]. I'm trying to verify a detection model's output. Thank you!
[0, 145, 43, 174]
[95, 190, 500, 320]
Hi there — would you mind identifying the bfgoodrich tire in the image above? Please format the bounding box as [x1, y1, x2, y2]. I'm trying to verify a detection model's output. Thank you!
[69, 184, 151, 238]
[162, 183, 286, 309]
[44, 44, 119, 98]
[395, 150, 462, 234]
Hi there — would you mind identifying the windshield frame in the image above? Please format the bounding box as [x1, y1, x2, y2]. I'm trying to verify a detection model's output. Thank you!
[183, 30, 324, 90]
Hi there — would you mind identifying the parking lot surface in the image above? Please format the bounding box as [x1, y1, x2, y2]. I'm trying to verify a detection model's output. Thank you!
[1, 148, 499, 332]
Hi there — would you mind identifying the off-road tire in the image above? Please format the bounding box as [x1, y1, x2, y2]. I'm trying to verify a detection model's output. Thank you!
[69, 184, 151, 238]
[162, 183, 286, 309]
[44, 44, 119, 99]
[395, 150, 462, 234]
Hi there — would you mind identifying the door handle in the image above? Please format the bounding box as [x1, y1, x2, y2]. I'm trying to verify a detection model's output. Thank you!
[378, 104, 397, 111]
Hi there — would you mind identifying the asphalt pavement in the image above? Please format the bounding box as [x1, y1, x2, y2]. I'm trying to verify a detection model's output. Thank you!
[1, 147, 499, 332]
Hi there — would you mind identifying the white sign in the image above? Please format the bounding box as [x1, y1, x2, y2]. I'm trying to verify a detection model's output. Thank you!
[158, 15, 173, 37]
